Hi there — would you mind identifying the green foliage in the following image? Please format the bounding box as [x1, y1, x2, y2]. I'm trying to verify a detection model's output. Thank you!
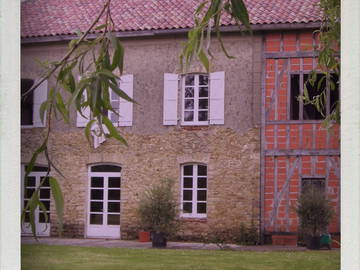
[296, 187, 334, 237]
[137, 179, 179, 235]
[302, 0, 340, 126]
[234, 222, 259, 245]
[180, 0, 251, 72]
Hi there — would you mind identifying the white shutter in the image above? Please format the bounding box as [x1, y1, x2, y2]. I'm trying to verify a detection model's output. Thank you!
[76, 92, 91, 127]
[209, 71, 225, 125]
[119, 74, 134, 126]
[33, 80, 48, 127]
[163, 73, 179, 125]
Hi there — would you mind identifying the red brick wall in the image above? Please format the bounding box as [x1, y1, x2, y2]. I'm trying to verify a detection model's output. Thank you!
[263, 31, 340, 236]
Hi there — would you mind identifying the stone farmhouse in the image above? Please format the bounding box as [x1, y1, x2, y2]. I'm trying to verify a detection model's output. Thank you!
[21, 0, 340, 244]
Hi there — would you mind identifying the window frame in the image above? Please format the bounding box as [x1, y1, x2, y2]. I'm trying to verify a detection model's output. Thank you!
[181, 73, 210, 126]
[288, 72, 339, 121]
[180, 163, 207, 219]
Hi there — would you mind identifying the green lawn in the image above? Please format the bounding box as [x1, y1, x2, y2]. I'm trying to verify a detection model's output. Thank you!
[22, 244, 340, 270]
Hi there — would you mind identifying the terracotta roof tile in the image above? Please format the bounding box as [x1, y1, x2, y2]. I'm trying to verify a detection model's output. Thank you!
[21, 0, 321, 38]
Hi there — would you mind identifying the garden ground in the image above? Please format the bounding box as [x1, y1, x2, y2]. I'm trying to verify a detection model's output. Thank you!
[22, 241, 340, 270]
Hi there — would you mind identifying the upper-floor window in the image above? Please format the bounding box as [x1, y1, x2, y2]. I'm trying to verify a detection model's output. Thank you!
[21, 79, 34, 126]
[163, 72, 225, 126]
[21, 79, 48, 128]
[182, 74, 209, 125]
[181, 164, 207, 218]
[290, 73, 339, 120]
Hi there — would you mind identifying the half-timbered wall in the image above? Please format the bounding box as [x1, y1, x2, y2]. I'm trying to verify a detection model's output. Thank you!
[262, 31, 340, 236]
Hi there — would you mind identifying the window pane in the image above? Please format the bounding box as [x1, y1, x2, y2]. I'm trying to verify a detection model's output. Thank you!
[290, 74, 300, 120]
[199, 99, 208, 109]
[183, 165, 193, 176]
[303, 74, 326, 120]
[107, 214, 120, 225]
[198, 190, 207, 201]
[185, 99, 194, 109]
[198, 177, 207, 188]
[40, 200, 50, 211]
[108, 202, 120, 213]
[91, 177, 104, 188]
[91, 189, 103, 200]
[25, 188, 35, 199]
[183, 190, 193, 201]
[91, 165, 121, 172]
[184, 111, 194, 122]
[199, 87, 209, 97]
[108, 190, 120, 200]
[198, 165, 207, 176]
[199, 75, 209, 85]
[183, 202, 192, 213]
[39, 212, 50, 223]
[197, 203, 207, 214]
[183, 177, 193, 188]
[198, 111, 208, 121]
[90, 214, 103, 225]
[41, 177, 50, 187]
[185, 75, 194, 86]
[40, 189, 50, 199]
[330, 73, 339, 111]
[21, 79, 34, 126]
[91, 202, 103, 212]
[185, 87, 194, 97]
[109, 177, 121, 188]
[24, 212, 30, 222]
[110, 111, 119, 123]
[25, 177, 36, 187]
[110, 90, 120, 101]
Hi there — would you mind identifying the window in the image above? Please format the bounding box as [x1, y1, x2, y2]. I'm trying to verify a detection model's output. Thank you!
[290, 73, 339, 120]
[21, 79, 34, 125]
[181, 164, 207, 218]
[301, 178, 325, 193]
[182, 74, 209, 125]
[76, 74, 133, 127]
[21, 79, 48, 127]
[21, 165, 51, 236]
[163, 72, 225, 126]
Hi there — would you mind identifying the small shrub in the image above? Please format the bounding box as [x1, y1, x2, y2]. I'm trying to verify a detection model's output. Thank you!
[137, 179, 179, 235]
[234, 222, 259, 245]
[296, 187, 334, 237]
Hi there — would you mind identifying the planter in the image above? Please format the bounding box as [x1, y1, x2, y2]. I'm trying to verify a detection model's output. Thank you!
[306, 236, 321, 250]
[271, 233, 298, 246]
[138, 231, 151, 242]
[151, 232, 167, 248]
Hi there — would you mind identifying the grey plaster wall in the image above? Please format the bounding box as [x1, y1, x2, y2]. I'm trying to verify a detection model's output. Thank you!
[21, 33, 262, 134]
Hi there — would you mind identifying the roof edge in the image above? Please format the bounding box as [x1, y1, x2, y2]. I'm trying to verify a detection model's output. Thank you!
[21, 22, 321, 45]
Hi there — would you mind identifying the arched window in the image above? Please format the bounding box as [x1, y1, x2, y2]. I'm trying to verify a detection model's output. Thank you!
[181, 164, 207, 218]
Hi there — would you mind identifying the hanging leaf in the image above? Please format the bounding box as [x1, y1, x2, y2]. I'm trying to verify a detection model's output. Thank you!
[198, 49, 210, 72]
[102, 116, 128, 146]
[85, 119, 96, 146]
[49, 177, 64, 236]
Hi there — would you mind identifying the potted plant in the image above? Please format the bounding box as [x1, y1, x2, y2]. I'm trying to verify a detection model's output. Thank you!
[296, 187, 334, 249]
[137, 179, 179, 248]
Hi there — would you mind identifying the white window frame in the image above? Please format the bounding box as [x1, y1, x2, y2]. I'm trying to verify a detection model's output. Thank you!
[181, 74, 210, 126]
[180, 164, 207, 218]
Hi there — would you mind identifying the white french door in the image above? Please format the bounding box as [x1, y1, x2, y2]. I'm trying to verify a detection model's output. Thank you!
[21, 167, 51, 236]
[87, 165, 121, 238]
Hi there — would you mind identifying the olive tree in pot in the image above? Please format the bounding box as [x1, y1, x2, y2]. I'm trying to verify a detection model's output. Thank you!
[137, 179, 179, 248]
[296, 187, 334, 249]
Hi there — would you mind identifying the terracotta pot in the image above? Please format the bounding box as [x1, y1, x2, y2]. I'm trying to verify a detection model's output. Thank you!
[138, 231, 151, 242]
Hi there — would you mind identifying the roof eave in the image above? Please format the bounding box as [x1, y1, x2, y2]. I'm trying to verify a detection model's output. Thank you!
[21, 22, 321, 45]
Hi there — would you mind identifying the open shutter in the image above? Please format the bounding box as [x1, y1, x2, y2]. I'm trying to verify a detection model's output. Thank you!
[118, 74, 133, 127]
[76, 92, 90, 127]
[163, 73, 179, 125]
[33, 80, 48, 127]
[209, 71, 225, 125]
